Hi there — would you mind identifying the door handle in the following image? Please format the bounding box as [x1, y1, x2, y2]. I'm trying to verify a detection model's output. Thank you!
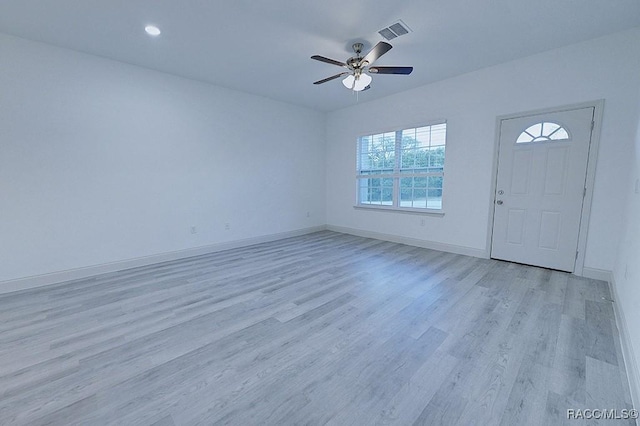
[496, 200, 504, 205]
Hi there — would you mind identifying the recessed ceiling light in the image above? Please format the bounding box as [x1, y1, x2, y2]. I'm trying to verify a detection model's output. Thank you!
[145, 25, 161, 36]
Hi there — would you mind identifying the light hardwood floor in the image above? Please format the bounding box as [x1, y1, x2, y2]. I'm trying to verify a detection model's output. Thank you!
[0, 231, 635, 425]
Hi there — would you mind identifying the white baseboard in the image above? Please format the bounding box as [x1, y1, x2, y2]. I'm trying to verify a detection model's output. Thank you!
[0, 226, 327, 295]
[609, 272, 640, 412]
[326, 225, 487, 258]
[581, 267, 613, 281]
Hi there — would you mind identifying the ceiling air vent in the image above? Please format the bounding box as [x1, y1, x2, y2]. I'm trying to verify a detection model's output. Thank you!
[378, 20, 411, 41]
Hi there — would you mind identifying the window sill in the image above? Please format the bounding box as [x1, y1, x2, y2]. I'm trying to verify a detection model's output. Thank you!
[353, 205, 445, 217]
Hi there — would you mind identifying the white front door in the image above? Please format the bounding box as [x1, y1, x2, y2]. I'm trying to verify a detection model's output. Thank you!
[491, 107, 594, 272]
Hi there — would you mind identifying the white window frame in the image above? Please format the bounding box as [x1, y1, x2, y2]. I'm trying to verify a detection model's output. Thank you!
[355, 121, 447, 215]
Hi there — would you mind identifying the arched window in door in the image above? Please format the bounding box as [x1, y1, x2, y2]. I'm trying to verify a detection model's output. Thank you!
[516, 122, 570, 143]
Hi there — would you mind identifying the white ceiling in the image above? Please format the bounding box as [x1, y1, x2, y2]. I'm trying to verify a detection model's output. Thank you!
[1, 1, 639, 112]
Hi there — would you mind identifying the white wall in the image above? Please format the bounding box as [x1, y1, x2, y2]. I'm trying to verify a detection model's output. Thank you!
[0, 33, 326, 285]
[326, 28, 640, 272]
[611, 85, 640, 408]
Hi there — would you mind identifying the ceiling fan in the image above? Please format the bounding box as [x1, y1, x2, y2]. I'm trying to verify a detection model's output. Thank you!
[311, 41, 413, 92]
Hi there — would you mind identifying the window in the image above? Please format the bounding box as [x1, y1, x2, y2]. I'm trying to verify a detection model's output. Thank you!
[357, 122, 446, 210]
[516, 121, 569, 143]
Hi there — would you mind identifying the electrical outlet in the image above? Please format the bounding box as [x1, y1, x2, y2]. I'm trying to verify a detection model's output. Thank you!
[420, 218, 426, 226]
[306, 212, 311, 218]
[190, 226, 197, 234]
[224, 223, 230, 230]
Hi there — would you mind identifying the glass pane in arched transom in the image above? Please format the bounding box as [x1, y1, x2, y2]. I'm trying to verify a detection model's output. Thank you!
[516, 121, 570, 143]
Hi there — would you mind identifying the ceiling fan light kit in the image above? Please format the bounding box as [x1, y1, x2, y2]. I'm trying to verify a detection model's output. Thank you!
[311, 41, 413, 93]
[342, 72, 372, 91]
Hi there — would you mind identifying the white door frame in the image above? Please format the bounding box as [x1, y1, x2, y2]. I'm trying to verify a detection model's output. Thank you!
[485, 100, 604, 276]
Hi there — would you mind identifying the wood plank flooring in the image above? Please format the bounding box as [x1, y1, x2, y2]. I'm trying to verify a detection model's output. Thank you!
[0, 231, 635, 425]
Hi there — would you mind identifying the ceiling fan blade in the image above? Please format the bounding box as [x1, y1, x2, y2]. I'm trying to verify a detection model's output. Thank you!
[313, 72, 349, 85]
[311, 55, 348, 68]
[361, 41, 392, 66]
[369, 66, 413, 75]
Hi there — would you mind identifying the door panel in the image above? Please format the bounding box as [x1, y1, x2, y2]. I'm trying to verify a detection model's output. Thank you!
[538, 211, 561, 250]
[491, 107, 594, 272]
[510, 150, 532, 194]
[506, 209, 526, 245]
[543, 147, 568, 195]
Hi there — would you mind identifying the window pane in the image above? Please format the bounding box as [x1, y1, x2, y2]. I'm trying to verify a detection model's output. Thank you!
[399, 177, 430, 208]
[550, 127, 569, 140]
[358, 176, 395, 205]
[542, 122, 560, 135]
[429, 186, 443, 197]
[400, 189, 413, 207]
[400, 149, 415, 169]
[383, 152, 395, 169]
[528, 123, 542, 137]
[412, 198, 427, 208]
[427, 176, 442, 188]
[427, 188, 442, 209]
[431, 124, 446, 145]
[402, 128, 428, 149]
[516, 133, 533, 143]
[415, 128, 431, 148]
[369, 188, 381, 203]
[400, 178, 412, 207]
[358, 133, 395, 173]
[429, 147, 445, 167]
[358, 178, 376, 204]
[413, 149, 429, 170]
[401, 129, 416, 147]
[382, 187, 393, 205]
